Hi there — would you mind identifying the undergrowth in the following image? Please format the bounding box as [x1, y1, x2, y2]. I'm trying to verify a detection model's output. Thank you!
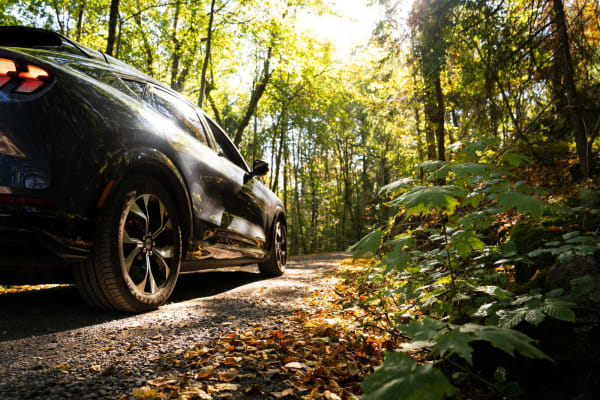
[347, 139, 600, 399]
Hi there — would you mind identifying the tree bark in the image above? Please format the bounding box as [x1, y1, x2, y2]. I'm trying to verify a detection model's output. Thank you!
[133, 6, 155, 77]
[75, 0, 86, 41]
[552, 0, 589, 177]
[105, 0, 120, 56]
[232, 47, 273, 146]
[170, 0, 182, 90]
[434, 75, 445, 161]
[198, 0, 216, 108]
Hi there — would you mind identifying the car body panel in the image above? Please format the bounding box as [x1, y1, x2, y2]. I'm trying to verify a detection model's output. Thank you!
[0, 27, 285, 283]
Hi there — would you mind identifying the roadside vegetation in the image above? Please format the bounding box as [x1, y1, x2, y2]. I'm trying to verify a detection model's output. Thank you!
[2, 0, 600, 398]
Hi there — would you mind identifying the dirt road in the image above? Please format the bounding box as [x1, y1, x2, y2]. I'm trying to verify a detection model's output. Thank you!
[0, 253, 348, 400]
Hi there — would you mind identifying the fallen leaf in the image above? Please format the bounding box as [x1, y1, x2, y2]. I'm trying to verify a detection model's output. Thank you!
[284, 361, 307, 369]
[324, 390, 342, 400]
[196, 367, 214, 379]
[270, 388, 294, 398]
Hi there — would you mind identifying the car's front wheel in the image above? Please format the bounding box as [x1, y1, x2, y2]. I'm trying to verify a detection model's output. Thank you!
[73, 175, 182, 312]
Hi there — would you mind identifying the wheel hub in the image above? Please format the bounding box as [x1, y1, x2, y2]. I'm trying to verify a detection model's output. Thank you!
[121, 193, 175, 295]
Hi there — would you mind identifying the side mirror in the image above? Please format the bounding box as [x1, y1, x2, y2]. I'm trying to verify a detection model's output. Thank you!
[245, 160, 269, 182]
[252, 160, 269, 176]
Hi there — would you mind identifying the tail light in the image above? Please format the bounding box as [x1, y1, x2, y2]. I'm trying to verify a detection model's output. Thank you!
[0, 57, 51, 93]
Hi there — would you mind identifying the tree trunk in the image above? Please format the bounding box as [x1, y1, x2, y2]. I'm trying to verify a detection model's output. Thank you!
[198, 0, 216, 108]
[75, 0, 86, 41]
[233, 47, 273, 146]
[170, 0, 182, 90]
[434, 75, 445, 161]
[133, 1, 155, 77]
[552, 0, 589, 177]
[105, 0, 120, 56]
[424, 98, 438, 160]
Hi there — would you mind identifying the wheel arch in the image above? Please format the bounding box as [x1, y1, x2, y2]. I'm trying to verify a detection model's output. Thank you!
[99, 147, 193, 253]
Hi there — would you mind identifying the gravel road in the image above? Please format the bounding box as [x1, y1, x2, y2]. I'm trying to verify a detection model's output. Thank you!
[0, 253, 348, 400]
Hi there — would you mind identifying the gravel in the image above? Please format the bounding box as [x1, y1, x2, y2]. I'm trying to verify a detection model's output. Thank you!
[0, 253, 347, 400]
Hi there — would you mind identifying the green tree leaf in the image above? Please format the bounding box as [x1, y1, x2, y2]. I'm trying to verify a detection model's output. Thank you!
[542, 298, 575, 322]
[382, 249, 411, 274]
[459, 324, 552, 361]
[435, 329, 476, 365]
[504, 152, 532, 167]
[450, 162, 492, 177]
[361, 352, 455, 400]
[401, 319, 445, 341]
[348, 230, 384, 257]
[379, 178, 415, 196]
[496, 191, 545, 218]
[451, 230, 485, 258]
[392, 186, 467, 216]
[570, 275, 597, 297]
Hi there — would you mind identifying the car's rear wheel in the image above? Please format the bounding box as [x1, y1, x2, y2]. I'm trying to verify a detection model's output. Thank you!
[73, 175, 182, 312]
[258, 219, 287, 276]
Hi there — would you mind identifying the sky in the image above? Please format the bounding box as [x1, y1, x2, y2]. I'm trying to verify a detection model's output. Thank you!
[296, 0, 414, 58]
[296, 0, 381, 57]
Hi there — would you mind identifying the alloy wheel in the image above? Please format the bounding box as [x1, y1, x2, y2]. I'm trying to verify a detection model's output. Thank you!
[121, 194, 175, 296]
[274, 221, 287, 268]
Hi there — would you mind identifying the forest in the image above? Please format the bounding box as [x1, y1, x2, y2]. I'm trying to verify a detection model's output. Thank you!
[1, 0, 600, 399]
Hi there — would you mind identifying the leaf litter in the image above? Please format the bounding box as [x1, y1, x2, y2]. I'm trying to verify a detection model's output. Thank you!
[130, 258, 389, 400]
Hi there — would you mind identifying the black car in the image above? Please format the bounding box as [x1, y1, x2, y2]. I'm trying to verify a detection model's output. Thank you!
[0, 26, 287, 312]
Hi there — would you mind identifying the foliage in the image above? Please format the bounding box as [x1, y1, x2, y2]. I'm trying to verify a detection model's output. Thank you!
[350, 140, 600, 398]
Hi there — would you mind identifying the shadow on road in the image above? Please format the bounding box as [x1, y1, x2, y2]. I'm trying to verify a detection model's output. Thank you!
[0, 268, 268, 343]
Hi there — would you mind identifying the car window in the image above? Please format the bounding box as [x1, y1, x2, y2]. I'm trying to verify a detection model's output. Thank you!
[148, 86, 208, 145]
[122, 79, 145, 99]
[204, 116, 249, 171]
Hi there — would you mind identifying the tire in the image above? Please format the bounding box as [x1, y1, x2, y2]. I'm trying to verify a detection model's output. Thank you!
[258, 219, 287, 277]
[73, 174, 182, 312]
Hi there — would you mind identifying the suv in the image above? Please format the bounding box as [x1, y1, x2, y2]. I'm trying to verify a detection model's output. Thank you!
[0, 26, 287, 312]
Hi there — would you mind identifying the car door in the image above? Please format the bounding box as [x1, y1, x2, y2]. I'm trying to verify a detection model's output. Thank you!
[199, 114, 269, 255]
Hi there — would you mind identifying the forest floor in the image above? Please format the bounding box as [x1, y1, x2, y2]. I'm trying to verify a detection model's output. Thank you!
[0, 253, 381, 400]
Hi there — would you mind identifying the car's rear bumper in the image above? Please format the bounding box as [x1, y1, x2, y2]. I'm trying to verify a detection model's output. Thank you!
[0, 202, 94, 282]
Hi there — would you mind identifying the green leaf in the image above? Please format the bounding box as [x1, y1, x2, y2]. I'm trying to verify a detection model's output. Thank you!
[542, 298, 575, 322]
[414, 160, 448, 172]
[562, 231, 581, 240]
[450, 163, 492, 177]
[451, 230, 485, 258]
[401, 319, 446, 341]
[570, 275, 597, 296]
[524, 309, 545, 326]
[392, 186, 467, 216]
[348, 230, 384, 257]
[504, 152, 532, 167]
[496, 191, 545, 218]
[459, 324, 552, 361]
[464, 138, 500, 158]
[382, 249, 411, 274]
[435, 329, 476, 365]
[385, 235, 416, 250]
[528, 248, 551, 258]
[476, 285, 513, 300]
[361, 352, 456, 400]
[556, 252, 575, 264]
[379, 178, 415, 196]
[399, 340, 435, 352]
[498, 309, 527, 329]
